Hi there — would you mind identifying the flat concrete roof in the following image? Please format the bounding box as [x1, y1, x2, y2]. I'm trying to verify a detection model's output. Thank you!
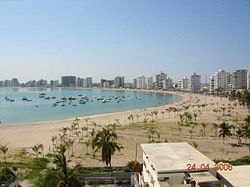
[218, 165, 250, 187]
[141, 143, 215, 173]
[190, 172, 218, 183]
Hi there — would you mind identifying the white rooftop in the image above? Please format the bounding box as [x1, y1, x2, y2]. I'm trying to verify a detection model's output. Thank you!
[141, 143, 215, 173]
[218, 165, 250, 187]
[190, 172, 218, 183]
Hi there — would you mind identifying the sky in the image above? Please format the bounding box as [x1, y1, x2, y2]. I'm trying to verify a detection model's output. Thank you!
[0, 0, 250, 83]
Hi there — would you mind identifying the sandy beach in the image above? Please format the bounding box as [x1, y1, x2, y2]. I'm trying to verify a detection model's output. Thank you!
[0, 90, 249, 166]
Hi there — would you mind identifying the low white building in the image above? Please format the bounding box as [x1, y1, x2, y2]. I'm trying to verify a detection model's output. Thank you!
[217, 165, 250, 187]
[141, 143, 220, 187]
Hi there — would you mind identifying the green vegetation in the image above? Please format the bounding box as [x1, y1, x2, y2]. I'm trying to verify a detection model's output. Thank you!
[94, 128, 123, 169]
[215, 156, 250, 166]
[0, 167, 16, 185]
[219, 122, 232, 144]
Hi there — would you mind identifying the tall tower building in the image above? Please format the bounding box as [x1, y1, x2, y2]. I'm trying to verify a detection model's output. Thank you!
[189, 73, 201, 93]
[232, 69, 248, 90]
[155, 71, 167, 89]
[136, 76, 147, 89]
[114, 76, 125, 88]
[147, 77, 154, 90]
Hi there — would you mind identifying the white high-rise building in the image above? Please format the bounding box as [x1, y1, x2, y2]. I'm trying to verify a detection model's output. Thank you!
[189, 73, 201, 93]
[137, 76, 147, 89]
[147, 77, 154, 90]
[155, 71, 167, 89]
[210, 69, 227, 93]
[114, 76, 125, 88]
[248, 74, 250, 90]
[209, 76, 215, 93]
[226, 73, 233, 92]
[182, 77, 189, 90]
[177, 80, 182, 90]
[86, 77, 92, 87]
[232, 69, 248, 90]
[163, 78, 173, 90]
[83, 77, 92, 88]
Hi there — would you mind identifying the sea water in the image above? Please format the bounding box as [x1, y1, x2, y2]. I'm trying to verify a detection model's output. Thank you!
[0, 88, 181, 125]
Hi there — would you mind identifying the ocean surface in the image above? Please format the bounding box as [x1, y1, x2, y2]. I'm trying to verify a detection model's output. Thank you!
[0, 88, 181, 125]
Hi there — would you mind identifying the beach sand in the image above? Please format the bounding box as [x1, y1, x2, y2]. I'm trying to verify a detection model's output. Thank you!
[0, 90, 249, 166]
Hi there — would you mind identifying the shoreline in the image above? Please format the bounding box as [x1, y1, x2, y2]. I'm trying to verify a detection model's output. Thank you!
[0, 90, 188, 148]
[0, 89, 249, 163]
[0, 89, 185, 127]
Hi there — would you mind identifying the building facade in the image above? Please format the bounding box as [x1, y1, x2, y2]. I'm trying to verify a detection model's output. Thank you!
[155, 72, 167, 89]
[182, 77, 189, 90]
[232, 69, 248, 90]
[100, 79, 114, 88]
[210, 69, 228, 93]
[141, 143, 219, 187]
[248, 74, 250, 90]
[77, 77, 84, 87]
[86, 77, 92, 87]
[114, 76, 125, 88]
[162, 78, 173, 90]
[189, 73, 201, 93]
[136, 76, 147, 89]
[147, 77, 154, 90]
[61, 76, 76, 87]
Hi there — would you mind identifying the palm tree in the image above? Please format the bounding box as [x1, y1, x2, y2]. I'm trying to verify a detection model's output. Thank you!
[221, 107, 226, 116]
[84, 140, 91, 155]
[200, 123, 208, 136]
[243, 115, 250, 155]
[179, 114, 184, 125]
[17, 148, 28, 163]
[0, 144, 8, 162]
[90, 137, 98, 158]
[147, 128, 156, 142]
[44, 144, 80, 187]
[219, 122, 232, 144]
[32, 144, 43, 158]
[128, 114, 134, 124]
[94, 128, 123, 170]
[189, 123, 196, 139]
[84, 117, 89, 125]
[193, 112, 198, 123]
[212, 123, 218, 137]
[236, 127, 243, 145]
[51, 136, 58, 152]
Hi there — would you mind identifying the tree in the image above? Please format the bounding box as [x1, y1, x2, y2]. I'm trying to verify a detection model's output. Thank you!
[236, 127, 243, 145]
[32, 144, 43, 158]
[219, 122, 232, 144]
[200, 123, 208, 136]
[212, 123, 218, 137]
[221, 107, 226, 116]
[242, 115, 250, 156]
[40, 144, 80, 187]
[94, 128, 123, 170]
[84, 140, 91, 155]
[189, 123, 196, 139]
[0, 167, 16, 185]
[16, 148, 28, 163]
[193, 112, 198, 123]
[128, 114, 134, 124]
[0, 145, 8, 162]
[147, 128, 156, 143]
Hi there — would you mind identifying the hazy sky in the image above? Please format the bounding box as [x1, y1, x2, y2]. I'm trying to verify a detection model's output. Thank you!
[0, 0, 250, 83]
